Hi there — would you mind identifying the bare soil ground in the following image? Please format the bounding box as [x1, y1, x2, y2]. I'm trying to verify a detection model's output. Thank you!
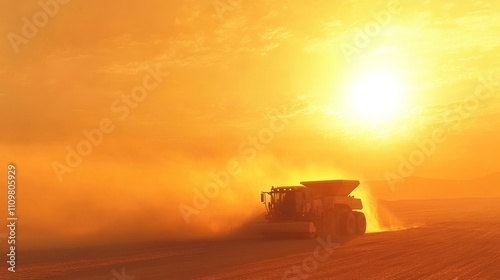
[3, 198, 500, 280]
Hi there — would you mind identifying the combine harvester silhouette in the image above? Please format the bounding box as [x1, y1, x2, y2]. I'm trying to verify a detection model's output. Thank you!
[260, 180, 366, 238]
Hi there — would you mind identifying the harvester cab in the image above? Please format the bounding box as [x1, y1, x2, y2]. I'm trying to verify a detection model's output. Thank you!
[260, 180, 366, 238]
[262, 186, 309, 220]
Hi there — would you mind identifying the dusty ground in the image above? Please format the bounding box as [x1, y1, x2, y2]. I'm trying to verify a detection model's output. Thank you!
[3, 198, 500, 280]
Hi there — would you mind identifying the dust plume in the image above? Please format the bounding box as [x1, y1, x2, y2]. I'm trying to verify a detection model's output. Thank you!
[352, 185, 408, 232]
[2, 145, 409, 251]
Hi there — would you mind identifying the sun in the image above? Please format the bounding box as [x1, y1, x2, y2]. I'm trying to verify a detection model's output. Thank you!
[345, 69, 406, 124]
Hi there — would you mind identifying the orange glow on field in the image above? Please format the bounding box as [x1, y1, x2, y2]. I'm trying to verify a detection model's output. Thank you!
[2, 0, 500, 251]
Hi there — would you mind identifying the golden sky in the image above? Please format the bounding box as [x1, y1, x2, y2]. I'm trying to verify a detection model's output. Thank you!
[1, 0, 500, 248]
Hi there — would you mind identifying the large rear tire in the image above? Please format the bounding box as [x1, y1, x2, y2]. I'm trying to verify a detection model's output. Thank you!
[341, 211, 356, 235]
[354, 212, 366, 235]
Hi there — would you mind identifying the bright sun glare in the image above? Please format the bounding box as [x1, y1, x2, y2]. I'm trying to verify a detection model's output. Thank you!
[346, 69, 406, 123]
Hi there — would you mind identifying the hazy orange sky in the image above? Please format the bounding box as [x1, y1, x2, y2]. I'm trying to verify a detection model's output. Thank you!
[1, 0, 499, 248]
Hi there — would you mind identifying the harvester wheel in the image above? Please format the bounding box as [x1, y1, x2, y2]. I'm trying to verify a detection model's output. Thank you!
[354, 212, 366, 235]
[341, 211, 356, 235]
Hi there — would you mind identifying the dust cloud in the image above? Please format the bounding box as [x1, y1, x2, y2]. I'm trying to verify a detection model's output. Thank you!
[2, 143, 406, 251]
[352, 186, 409, 233]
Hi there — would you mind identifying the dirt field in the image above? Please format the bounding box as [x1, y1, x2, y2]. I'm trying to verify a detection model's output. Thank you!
[4, 198, 500, 280]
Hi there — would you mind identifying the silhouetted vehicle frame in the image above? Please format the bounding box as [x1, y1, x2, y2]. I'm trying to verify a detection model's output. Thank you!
[260, 180, 366, 238]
